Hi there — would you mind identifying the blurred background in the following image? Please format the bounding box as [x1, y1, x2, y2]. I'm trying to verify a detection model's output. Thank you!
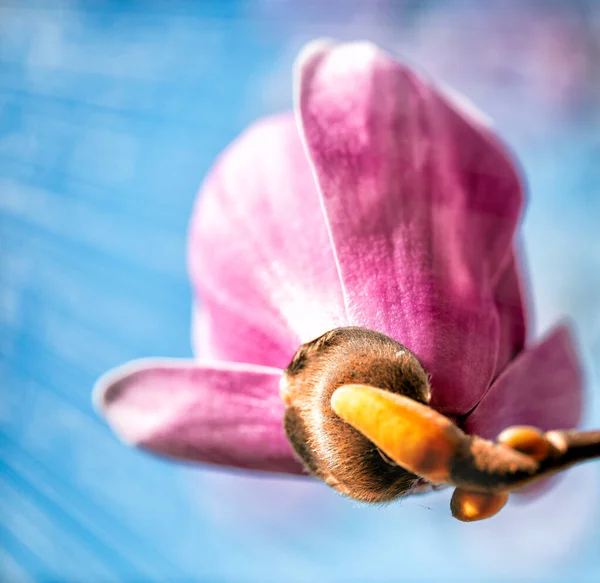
[1, 0, 599, 581]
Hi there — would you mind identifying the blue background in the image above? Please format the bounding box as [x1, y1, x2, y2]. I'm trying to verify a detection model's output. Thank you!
[1, 1, 599, 581]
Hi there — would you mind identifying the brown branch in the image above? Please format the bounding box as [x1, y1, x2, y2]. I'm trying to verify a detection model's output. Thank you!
[448, 430, 600, 494]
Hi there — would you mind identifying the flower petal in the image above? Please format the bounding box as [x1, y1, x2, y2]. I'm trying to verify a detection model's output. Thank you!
[189, 114, 348, 369]
[94, 359, 305, 474]
[464, 325, 583, 440]
[493, 253, 527, 373]
[296, 41, 524, 414]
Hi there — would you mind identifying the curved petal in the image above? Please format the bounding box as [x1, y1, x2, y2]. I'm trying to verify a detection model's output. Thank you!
[188, 114, 348, 368]
[493, 253, 527, 375]
[295, 41, 525, 414]
[464, 325, 583, 440]
[94, 359, 305, 474]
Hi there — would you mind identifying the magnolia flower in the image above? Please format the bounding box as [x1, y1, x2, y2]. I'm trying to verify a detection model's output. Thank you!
[95, 41, 585, 516]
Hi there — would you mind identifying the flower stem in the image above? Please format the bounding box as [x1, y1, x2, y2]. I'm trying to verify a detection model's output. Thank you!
[449, 430, 600, 494]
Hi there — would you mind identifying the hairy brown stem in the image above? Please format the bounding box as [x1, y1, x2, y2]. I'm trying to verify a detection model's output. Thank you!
[449, 430, 600, 494]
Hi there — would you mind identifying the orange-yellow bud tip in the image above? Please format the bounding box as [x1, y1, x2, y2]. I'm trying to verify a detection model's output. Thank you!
[331, 384, 464, 484]
[451, 488, 509, 522]
[497, 426, 552, 461]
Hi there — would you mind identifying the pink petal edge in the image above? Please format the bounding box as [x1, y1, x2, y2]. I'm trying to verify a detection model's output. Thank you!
[94, 358, 305, 474]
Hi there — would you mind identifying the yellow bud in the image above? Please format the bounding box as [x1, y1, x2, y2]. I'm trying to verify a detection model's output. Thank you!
[497, 426, 551, 461]
[451, 488, 509, 522]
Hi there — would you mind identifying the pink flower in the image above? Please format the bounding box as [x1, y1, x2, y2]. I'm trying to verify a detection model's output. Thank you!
[94, 41, 582, 490]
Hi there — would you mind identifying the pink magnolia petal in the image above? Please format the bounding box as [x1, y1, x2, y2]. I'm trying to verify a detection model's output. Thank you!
[464, 324, 583, 440]
[296, 41, 525, 414]
[94, 359, 304, 474]
[188, 114, 348, 369]
[493, 253, 527, 373]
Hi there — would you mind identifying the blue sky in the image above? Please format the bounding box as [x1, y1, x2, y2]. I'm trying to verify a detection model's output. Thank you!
[1, 1, 599, 581]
